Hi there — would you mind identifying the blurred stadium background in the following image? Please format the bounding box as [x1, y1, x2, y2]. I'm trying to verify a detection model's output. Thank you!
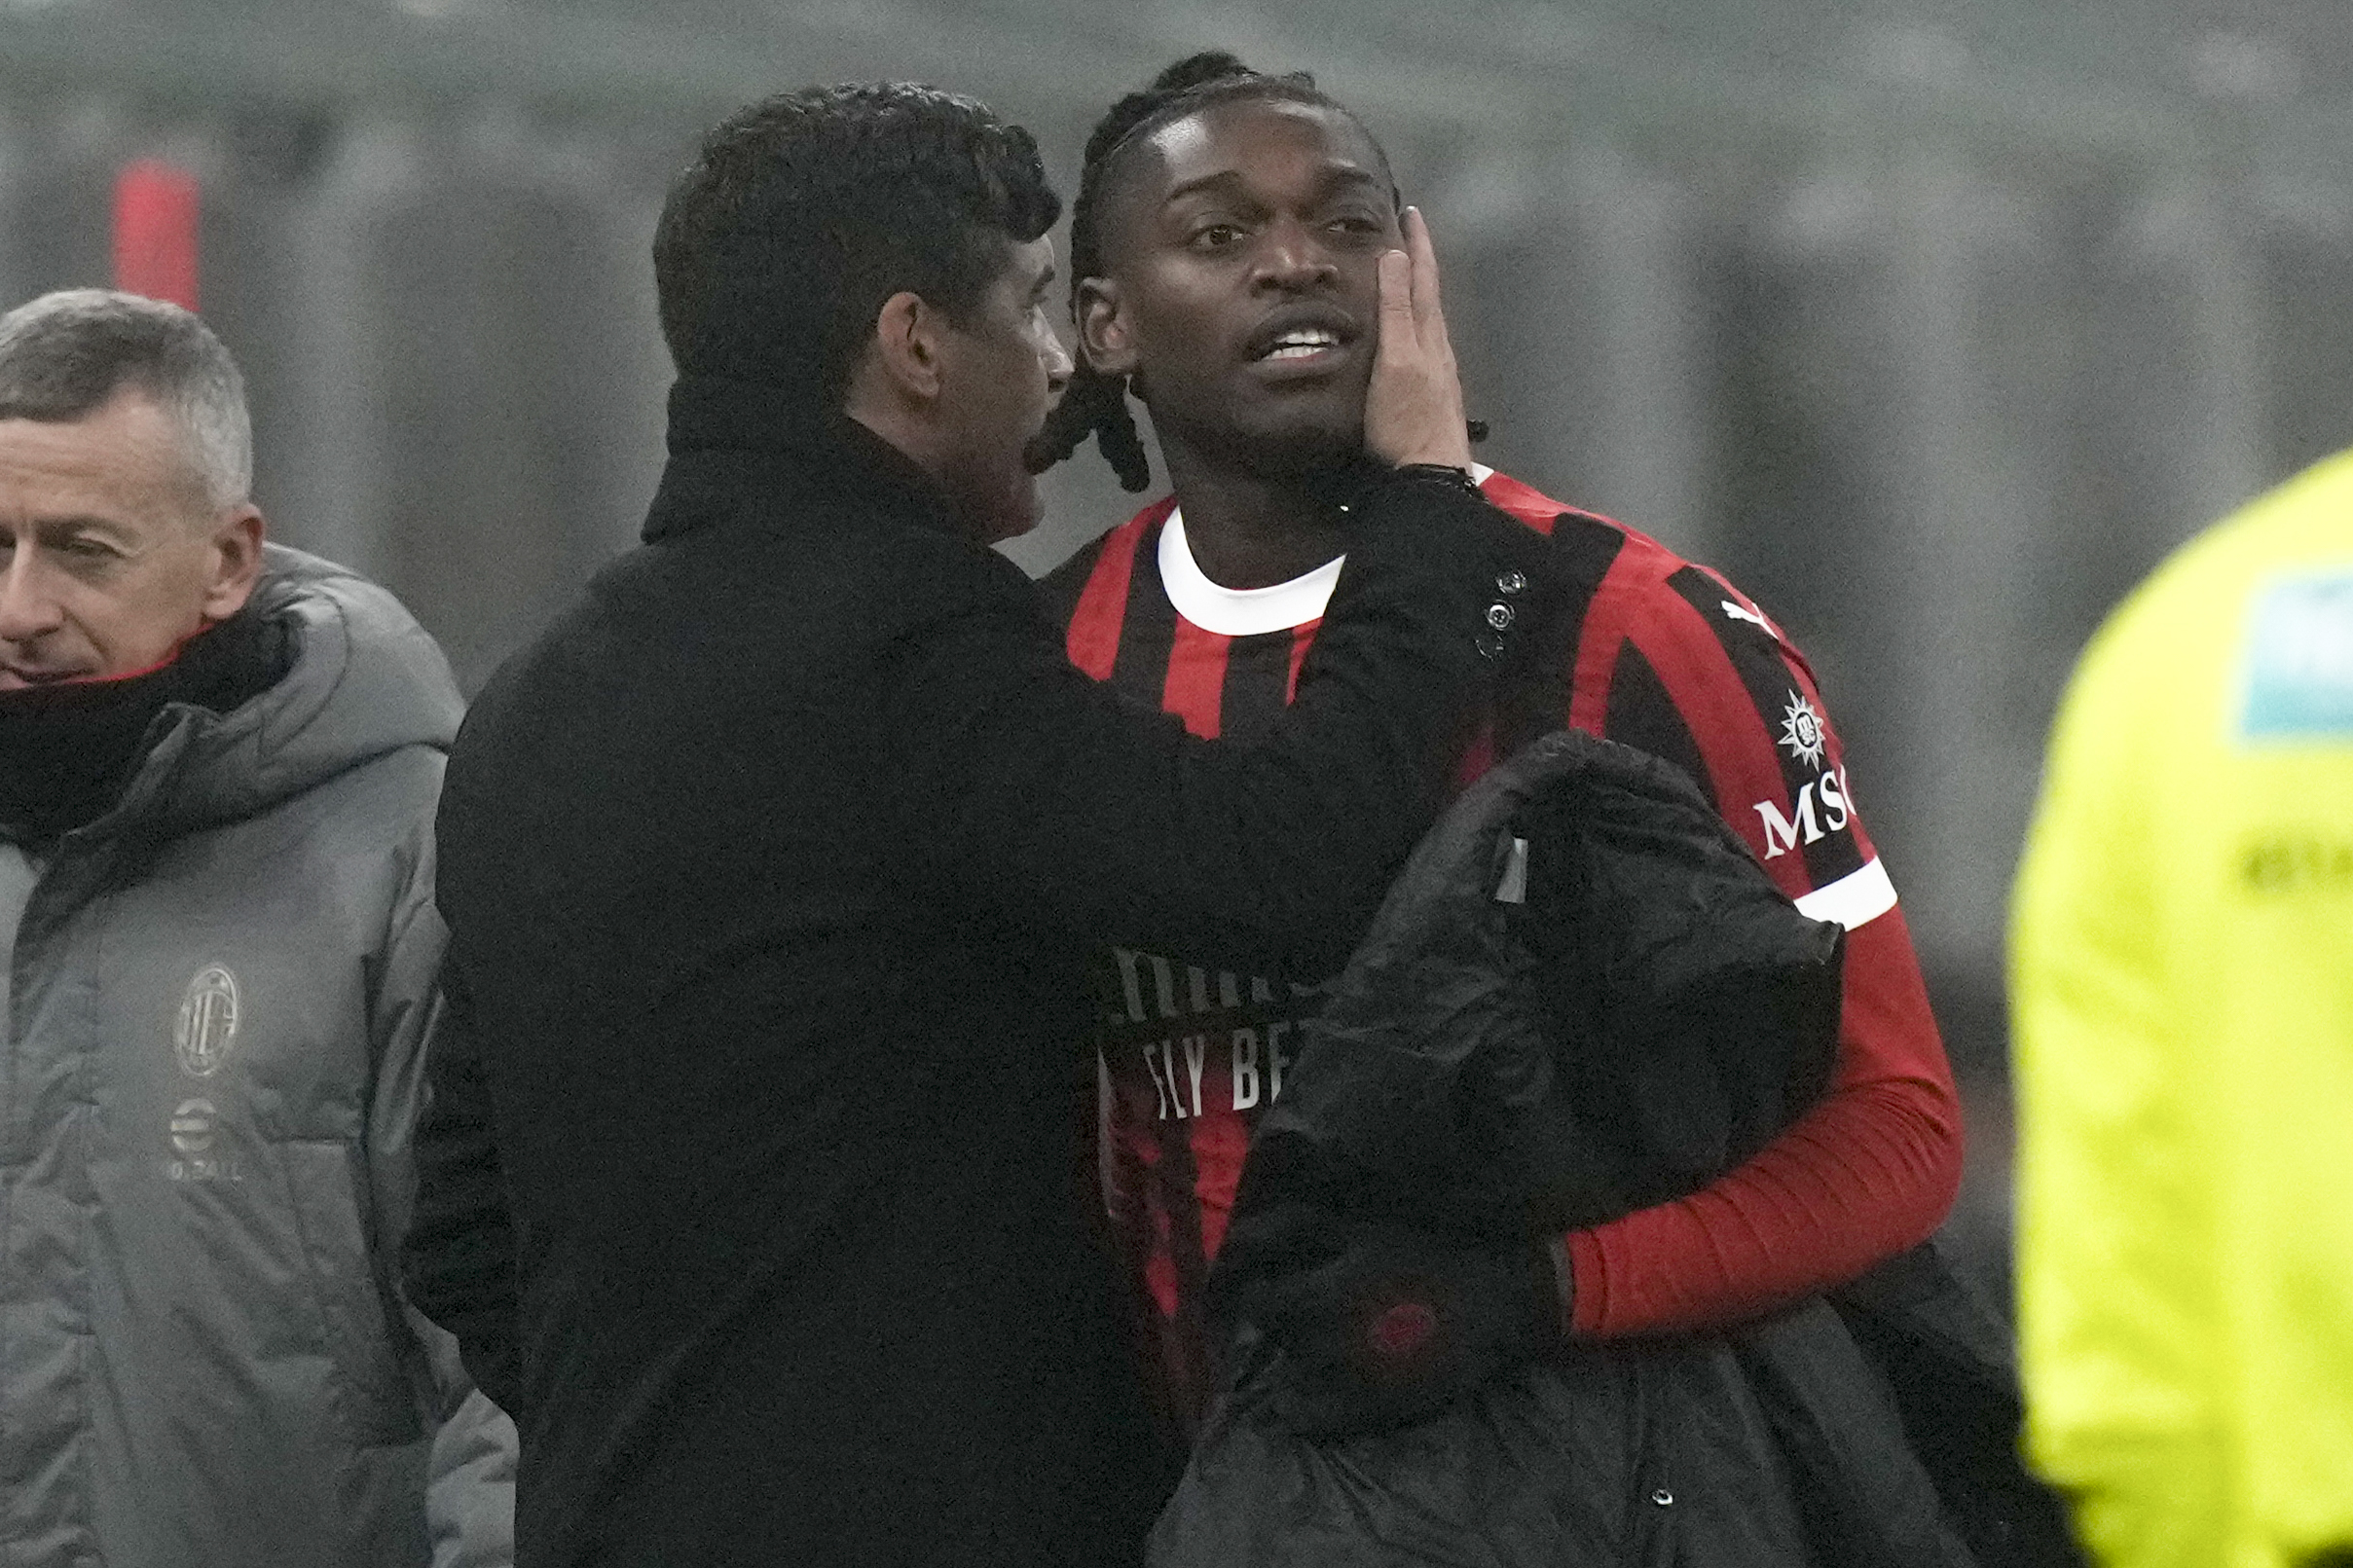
[11, 0, 2350, 1297]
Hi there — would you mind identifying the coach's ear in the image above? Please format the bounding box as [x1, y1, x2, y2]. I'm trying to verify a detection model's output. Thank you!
[1076, 277, 1137, 379]
[864, 290, 948, 405]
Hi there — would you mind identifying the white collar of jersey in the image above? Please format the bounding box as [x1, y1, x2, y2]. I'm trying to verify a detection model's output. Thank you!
[1159, 464, 1493, 638]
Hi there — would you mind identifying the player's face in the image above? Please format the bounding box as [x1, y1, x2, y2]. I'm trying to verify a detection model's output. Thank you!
[1080, 98, 1399, 476]
[0, 387, 259, 688]
[936, 235, 1073, 543]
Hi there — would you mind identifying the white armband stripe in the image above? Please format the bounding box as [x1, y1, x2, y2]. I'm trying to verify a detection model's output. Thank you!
[1793, 856, 1897, 930]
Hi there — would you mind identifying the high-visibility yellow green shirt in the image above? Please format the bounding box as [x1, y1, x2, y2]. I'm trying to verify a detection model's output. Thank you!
[2013, 448, 2353, 1568]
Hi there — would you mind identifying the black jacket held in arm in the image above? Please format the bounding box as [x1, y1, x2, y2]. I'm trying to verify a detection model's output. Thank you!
[404, 374, 1554, 1568]
[1158, 731, 2018, 1568]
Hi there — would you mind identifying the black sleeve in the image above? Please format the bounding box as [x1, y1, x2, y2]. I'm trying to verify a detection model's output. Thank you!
[885, 471, 1553, 974]
[402, 960, 525, 1418]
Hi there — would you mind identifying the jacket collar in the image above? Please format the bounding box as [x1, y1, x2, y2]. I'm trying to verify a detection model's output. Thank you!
[645, 374, 964, 545]
[0, 548, 460, 850]
[0, 605, 287, 845]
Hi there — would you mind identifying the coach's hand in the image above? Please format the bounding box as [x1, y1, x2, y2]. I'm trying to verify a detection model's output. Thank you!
[1362, 206, 1475, 472]
[1230, 1204, 1566, 1436]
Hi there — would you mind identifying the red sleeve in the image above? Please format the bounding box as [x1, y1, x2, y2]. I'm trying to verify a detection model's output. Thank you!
[1554, 532, 1964, 1337]
[1564, 903, 1963, 1336]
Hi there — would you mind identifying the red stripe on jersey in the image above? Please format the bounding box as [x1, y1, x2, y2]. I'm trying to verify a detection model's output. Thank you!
[1143, 1250, 1180, 1321]
[1564, 532, 1673, 736]
[1474, 471, 1567, 535]
[1064, 503, 1169, 679]
[1191, 1110, 1252, 1266]
[1162, 617, 1232, 740]
[1284, 621, 1317, 703]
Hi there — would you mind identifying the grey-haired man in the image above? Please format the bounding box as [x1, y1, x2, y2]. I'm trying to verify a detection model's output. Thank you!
[0, 288, 513, 1566]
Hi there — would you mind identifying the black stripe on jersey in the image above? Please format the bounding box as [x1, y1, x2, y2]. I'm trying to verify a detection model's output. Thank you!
[1540, 514, 1634, 671]
[1037, 528, 1112, 627]
[1603, 643, 1715, 802]
[1107, 519, 1179, 710]
[1660, 565, 1867, 891]
[1217, 631, 1300, 746]
[1494, 514, 1630, 756]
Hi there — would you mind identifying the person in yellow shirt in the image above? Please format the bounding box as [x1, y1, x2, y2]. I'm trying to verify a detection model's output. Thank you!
[2013, 448, 2353, 1568]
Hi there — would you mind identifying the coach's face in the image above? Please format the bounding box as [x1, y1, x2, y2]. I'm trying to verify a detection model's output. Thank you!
[1079, 98, 1398, 473]
[933, 236, 1074, 543]
[0, 387, 261, 688]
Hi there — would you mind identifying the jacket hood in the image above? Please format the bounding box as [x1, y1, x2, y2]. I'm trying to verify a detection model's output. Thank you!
[101, 544, 460, 839]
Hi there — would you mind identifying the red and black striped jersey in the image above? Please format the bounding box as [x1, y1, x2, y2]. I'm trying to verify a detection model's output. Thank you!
[1040, 470, 1963, 1433]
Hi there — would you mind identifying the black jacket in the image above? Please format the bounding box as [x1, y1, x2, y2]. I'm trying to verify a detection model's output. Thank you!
[406, 376, 1552, 1568]
[1153, 730, 1978, 1568]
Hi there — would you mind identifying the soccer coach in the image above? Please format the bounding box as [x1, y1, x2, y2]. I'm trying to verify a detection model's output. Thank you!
[406, 83, 1549, 1568]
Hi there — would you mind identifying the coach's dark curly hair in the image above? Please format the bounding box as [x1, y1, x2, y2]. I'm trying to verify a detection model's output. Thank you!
[655, 83, 1059, 402]
[1026, 52, 1366, 492]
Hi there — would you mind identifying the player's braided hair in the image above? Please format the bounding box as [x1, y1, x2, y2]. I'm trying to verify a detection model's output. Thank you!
[1026, 52, 1357, 492]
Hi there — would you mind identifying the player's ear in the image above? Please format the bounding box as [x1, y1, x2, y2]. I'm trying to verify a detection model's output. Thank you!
[1076, 278, 1136, 379]
[867, 290, 946, 403]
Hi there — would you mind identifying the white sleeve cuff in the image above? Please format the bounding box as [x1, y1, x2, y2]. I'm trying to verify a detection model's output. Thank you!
[1794, 856, 1898, 930]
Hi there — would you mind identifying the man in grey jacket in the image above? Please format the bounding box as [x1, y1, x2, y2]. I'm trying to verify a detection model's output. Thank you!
[0, 287, 512, 1567]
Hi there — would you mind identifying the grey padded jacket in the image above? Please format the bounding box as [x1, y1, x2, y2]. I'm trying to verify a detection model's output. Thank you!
[0, 547, 514, 1568]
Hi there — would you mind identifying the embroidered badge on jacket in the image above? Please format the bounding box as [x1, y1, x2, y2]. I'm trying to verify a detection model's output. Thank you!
[173, 965, 240, 1078]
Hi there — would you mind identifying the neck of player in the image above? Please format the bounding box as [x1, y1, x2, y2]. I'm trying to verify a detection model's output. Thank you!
[1159, 429, 1351, 591]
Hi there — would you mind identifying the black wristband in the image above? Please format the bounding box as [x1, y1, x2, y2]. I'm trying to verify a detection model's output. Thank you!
[1390, 461, 1480, 493]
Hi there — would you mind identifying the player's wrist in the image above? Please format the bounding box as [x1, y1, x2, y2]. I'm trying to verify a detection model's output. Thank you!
[1389, 460, 1479, 492]
[1380, 419, 1479, 474]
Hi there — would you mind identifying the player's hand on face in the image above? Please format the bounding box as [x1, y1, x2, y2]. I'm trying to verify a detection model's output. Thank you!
[1361, 206, 1474, 472]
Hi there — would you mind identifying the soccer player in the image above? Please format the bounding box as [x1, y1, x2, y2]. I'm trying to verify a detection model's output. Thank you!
[1032, 52, 1966, 1434]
